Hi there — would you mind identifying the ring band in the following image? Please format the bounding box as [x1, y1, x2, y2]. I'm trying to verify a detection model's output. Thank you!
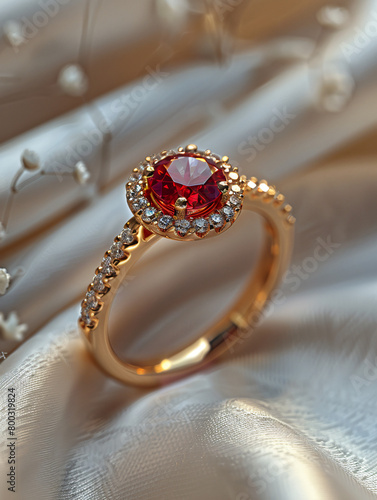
[79, 145, 295, 386]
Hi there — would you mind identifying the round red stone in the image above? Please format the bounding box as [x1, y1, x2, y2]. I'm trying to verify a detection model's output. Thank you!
[148, 154, 226, 217]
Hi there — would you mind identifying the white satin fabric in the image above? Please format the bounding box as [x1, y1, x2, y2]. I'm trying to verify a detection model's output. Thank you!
[1, 1, 377, 499]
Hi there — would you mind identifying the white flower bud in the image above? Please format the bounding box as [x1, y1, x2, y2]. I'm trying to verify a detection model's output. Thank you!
[317, 6, 349, 29]
[74, 161, 91, 185]
[58, 64, 88, 97]
[21, 149, 40, 171]
[3, 20, 25, 48]
[0, 312, 27, 342]
[0, 268, 11, 295]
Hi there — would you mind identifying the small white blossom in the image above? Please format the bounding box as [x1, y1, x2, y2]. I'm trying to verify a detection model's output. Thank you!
[319, 65, 355, 113]
[73, 161, 91, 185]
[58, 64, 88, 97]
[0, 312, 27, 342]
[0, 268, 11, 295]
[3, 20, 25, 48]
[21, 149, 40, 171]
[317, 6, 349, 29]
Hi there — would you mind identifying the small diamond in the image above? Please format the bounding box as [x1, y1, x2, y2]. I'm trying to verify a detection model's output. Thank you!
[175, 219, 191, 235]
[142, 207, 157, 223]
[81, 306, 92, 325]
[101, 256, 116, 276]
[86, 290, 98, 310]
[151, 153, 162, 162]
[128, 184, 142, 198]
[92, 273, 105, 292]
[193, 218, 209, 234]
[222, 205, 235, 222]
[120, 228, 134, 245]
[229, 195, 241, 206]
[129, 171, 141, 182]
[110, 241, 124, 260]
[158, 215, 173, 231]
[132, 197, 148, 212]
[209, 213, 224, 228]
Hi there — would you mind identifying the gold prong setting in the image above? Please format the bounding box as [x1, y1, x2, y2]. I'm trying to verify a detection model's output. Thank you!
[125, 145, 244, 241]
[243, 178, 296, 225]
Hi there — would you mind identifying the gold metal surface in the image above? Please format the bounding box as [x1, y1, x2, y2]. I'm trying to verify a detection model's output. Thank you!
[174, 197, 188, 219]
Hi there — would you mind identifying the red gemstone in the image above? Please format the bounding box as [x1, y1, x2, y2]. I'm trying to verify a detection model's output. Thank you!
[148, 154, 226, 217]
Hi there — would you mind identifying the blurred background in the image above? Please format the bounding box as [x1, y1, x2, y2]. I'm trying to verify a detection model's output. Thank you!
[1, 2, 377, 498]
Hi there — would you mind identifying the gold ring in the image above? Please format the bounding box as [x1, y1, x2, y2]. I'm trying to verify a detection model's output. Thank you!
[79, 144, 295, 386]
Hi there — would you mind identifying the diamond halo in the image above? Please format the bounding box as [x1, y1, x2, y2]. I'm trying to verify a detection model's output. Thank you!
[125, 145, 244, 241]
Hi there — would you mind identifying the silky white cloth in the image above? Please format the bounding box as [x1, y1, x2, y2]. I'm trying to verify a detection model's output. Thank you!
[2, 161, 377, 499]
[1, 1, 377, 499]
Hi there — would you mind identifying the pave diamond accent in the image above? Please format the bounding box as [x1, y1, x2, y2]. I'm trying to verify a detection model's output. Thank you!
[110, 241, 124, 260]
[86, 290, 98, 310]
[193, 218, 209, 234]
[158, 215, 174, 231]
[174, 219, 191, 235]
[229, 194, 242, 206]
[101, 256, 116, 276]
[128, 172, 141, 182]
[142, 207, 157, 223]
[209, 212, 224, 228]
[81, 306, 92, 325]
[222, 205, 235, 222]
[120, 228, 134, 244]
[128, 184, 142, 198]
[92, 273, 105, 292]
[132, 197, 148, 212]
